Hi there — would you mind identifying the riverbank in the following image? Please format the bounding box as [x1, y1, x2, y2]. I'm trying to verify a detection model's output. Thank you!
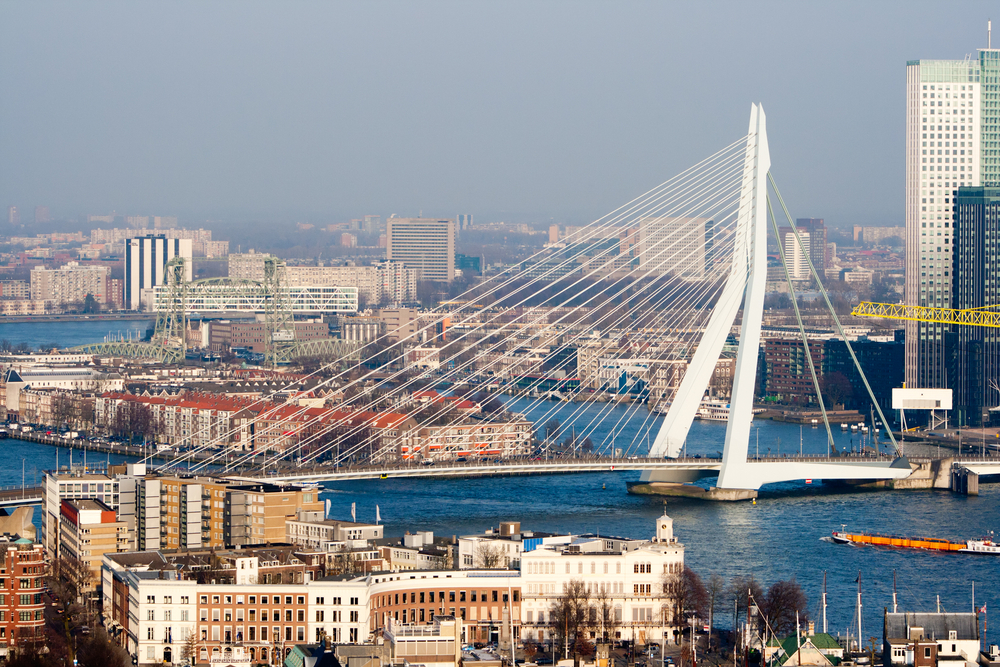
[0, 313, 151, 324]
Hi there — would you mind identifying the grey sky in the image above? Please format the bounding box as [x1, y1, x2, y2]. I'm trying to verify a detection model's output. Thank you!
[0, 1, 995, 228]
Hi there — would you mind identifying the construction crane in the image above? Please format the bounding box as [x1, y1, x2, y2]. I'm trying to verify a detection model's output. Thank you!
[851, 302, 1000, 328]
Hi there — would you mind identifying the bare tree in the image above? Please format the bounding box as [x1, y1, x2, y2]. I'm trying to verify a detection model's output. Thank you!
[706, 573, 726, 648]
[761, 578, 809, 636]
[549, 579, 593, 667]
[474, 542, 508, 569]
[728, 575, 765, 627]
[663, 566, 707, 628]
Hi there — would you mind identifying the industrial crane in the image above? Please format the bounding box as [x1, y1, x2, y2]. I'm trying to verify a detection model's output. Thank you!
[851, 302, 1000, 328]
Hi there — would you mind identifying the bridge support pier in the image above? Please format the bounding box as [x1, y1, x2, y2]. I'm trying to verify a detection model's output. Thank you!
[626, 481, 758, 502]
[952, 466, 979, 496]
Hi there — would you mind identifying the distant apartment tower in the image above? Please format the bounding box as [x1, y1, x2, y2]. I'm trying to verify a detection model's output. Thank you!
[548, 224, 559, 243]
[904, 46, 1000, 388]
[386, 218, 456, 282]
[637, 217, 712, 278]
[780, 229, 811, 280]
[34, 206, 50, 224]
[125, 235, 193, 310]
[457, 214, 473, 230]
[794, 218, 826, 272]
[30, 262, 110, 304]
[7, 206, 18, 225]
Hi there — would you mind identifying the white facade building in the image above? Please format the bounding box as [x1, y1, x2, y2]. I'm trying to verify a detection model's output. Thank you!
[904, 50, 996, 387]
[125, 235, 193, 310]
[519, 515, 683, 646]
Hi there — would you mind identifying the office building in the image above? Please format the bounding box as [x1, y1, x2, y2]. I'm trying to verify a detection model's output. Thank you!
[904, 46, 1000, 387]
[949, 186, 1000, 425]
[6, 206, 18, 225]
[30, 262, 110, 305]
[637, 217, 712, 278]
[125, 235, 193, 310]
[386, 218, 456, 282]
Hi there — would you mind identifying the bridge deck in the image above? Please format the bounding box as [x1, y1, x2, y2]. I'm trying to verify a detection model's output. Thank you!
[223, 453, 919, 485]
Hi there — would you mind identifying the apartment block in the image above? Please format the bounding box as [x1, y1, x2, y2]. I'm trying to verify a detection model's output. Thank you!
[30, 262, 109, 304]
[386, 218, 455, 282]
[59, 499, 129, 588]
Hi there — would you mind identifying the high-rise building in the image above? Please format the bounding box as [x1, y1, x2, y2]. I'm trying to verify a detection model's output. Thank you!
[781, 229, 811, 280]
[7, 206, 19, 225]
[30, 262, 110, 304]
[386, 218, 456, 282]
[904, 44, 1000, 388]
[949, 186, 1000, 426]
[125, 235, 193, 310]
[794, 218, 827, 272]
[637, 217, 712, 278]
[33, 206, 50, 224]
[457, 214, 473, 230]
[548, 224, 559, 243]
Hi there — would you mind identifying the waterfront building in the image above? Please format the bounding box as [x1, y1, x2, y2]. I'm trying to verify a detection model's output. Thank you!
[125, 235, 193, 310]
[519, 514, 683, 646]
[42, 469, 122, 555]
[0, 280, 29, 299]
[903, 46, 1000, 388]
[883, 612, 980, 667]
[285, 512, 384, 551]
[949, 186, 1000, 425]
[30, 261, 110, 305]
[386, 218, 456, 283]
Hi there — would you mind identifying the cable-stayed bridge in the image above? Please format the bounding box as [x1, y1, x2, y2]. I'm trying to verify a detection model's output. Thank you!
[144, 104, 986, 495]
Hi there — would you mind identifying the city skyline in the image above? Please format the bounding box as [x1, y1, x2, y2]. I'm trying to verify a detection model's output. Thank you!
[1, 2, 998, 228]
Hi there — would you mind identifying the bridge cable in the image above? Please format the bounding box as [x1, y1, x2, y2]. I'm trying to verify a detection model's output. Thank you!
[768, 173, 902, 457]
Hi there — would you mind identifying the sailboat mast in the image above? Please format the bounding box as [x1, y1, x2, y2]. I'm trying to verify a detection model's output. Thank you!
[893, 570, 898, 614]
[857, 572, 863, 653]
[822, 571, 828, 634]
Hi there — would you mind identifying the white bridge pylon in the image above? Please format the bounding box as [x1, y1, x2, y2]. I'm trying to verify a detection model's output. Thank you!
[643, 104, 911, 490]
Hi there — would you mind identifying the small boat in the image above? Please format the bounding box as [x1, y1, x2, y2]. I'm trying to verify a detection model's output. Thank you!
[832, 528, 1000, 555]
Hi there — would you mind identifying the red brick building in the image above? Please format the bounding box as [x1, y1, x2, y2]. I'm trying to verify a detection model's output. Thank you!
[0, 539, 47, 658]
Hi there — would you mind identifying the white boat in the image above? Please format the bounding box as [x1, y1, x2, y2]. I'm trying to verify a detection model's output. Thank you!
[693, 399, 765, 421]
[696, 399, 732, 421]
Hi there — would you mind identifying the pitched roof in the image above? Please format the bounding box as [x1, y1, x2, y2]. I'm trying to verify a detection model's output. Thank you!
[884, 613, 979, 642]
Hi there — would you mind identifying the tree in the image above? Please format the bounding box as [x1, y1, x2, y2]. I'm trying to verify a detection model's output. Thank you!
[821, 371, 853, 408]
[474, 542, 508, 569]
[664, 566, 708, 627]
[545, 419, 561, 441]
[75, 628, 129, 667]
[549, 579, 593, 667]
[81, 293, 100, 314]
[706, 573, 726, 647]
[728, 575, 764, 627]
[760, 578, 809, 637]
[181, 629, 198, 664]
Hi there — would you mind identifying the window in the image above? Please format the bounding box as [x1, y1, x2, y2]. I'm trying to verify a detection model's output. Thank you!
[350, 597, 359, 605]
[147, 610, 155, 620]
[925, 648, 932, 658]
[147, 595, 156, 603]
[316, 597, 324, 605]
[297, 596, 305, 605]
[350, 610, 359, 622]
[297, 610, 304, 622]
[317, 610, 325, 622]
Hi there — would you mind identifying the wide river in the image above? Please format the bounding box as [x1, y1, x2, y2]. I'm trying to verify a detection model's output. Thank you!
[0, 320, 997, 642]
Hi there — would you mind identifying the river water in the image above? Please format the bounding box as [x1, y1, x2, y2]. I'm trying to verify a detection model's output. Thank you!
[0, 318, 153, 349]
[0, 321, 997, 641]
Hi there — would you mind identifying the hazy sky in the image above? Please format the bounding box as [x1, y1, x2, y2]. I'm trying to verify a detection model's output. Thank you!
[1, 2, 996, 228]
